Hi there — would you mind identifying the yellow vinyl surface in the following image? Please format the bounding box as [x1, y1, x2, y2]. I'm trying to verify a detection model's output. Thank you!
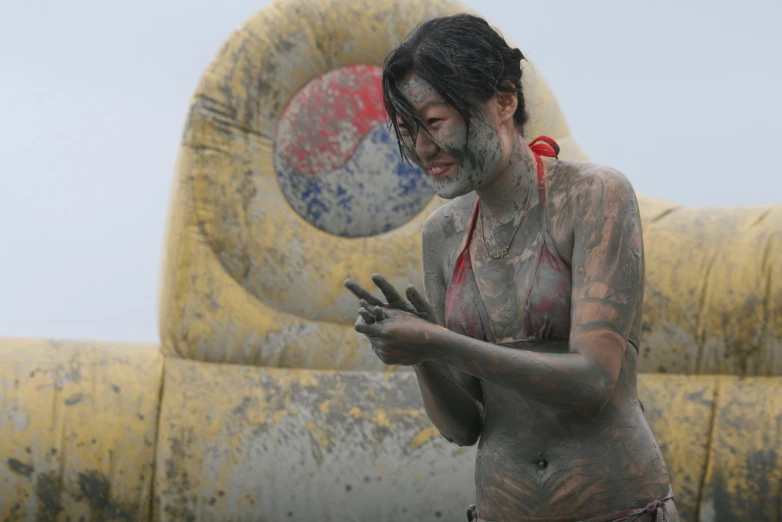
[2, 0, 780, 520]
[157, 0, 589, 370]
[0, 338, 163, 521]
[158, 0, 780, 375]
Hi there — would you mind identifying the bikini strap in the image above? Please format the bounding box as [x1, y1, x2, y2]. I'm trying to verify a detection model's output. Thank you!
[456, 197, 482, 259]
[457, 136, 558, 256]
[528, 136, 559, 233]
[529, 136, 560, 158]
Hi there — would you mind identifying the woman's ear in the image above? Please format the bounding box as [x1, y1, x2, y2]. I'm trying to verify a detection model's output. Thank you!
[496, 81, 518, 124]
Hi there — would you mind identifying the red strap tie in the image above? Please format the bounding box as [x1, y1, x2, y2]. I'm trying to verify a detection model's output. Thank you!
[529, 135, 560, 158]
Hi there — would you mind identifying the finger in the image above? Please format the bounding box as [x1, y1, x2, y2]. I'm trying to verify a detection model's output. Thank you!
[344, 279, 384, 306]
[357, 307, 375, 323]
[359, 300, 385, 322]
[372, 274, 404, 305]
[406, 285, 435, 317]
[355, 320, 381, 336]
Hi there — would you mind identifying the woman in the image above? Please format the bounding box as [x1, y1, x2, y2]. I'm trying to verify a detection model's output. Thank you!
[345, 14, 678, 522]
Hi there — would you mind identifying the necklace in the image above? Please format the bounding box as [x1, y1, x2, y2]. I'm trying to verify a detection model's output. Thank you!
[479, 188, 534, 260]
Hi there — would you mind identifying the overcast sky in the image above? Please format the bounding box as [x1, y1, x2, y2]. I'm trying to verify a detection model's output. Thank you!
[1, 1, 779, 343]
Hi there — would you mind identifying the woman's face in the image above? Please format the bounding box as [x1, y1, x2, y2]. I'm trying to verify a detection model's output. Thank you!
[395, 74, 514, 199]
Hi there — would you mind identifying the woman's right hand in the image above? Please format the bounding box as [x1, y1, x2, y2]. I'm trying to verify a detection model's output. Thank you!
[344, 273, 436, 324]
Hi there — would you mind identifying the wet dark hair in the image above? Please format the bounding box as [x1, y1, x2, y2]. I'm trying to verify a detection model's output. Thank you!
[382, 13, 528, 153]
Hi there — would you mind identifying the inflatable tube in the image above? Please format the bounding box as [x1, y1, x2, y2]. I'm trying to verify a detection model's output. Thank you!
[3, 1, 782, 519]
[158, 0, 780, 375]
[154, 358, 723, 521]
[157, 0, 589, 370]
[0, 339, 163, 521]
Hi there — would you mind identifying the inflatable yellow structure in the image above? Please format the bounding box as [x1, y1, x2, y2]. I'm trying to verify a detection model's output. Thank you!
[2, 0, 781, 520]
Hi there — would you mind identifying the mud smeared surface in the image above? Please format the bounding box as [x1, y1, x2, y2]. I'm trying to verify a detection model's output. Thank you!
[34, 472, 62, 522]
[3, 467, 140, 522]
[75, 470, 137, 521]
[7, 458, 35, 478]
[156, 361, 463, 521]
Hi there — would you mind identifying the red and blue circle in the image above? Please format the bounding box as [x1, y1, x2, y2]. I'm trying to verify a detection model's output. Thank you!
[274, 65, 433, 238]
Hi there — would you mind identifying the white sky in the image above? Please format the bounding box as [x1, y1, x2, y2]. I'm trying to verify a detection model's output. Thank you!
[1, 1, 779, 343]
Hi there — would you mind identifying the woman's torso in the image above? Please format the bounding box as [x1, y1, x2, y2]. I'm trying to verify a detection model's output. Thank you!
[438, 157, 671, 521]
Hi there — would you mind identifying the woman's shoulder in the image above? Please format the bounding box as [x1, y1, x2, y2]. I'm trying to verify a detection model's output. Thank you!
[421, 192, 477, 245]
[548, 159, 637, 210]
[545, 160, 638, 262]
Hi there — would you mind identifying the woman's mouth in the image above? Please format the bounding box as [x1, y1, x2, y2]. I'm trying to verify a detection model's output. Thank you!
[427, 162, 456, 177]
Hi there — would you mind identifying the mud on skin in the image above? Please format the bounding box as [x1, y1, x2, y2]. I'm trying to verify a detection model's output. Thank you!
[349, 160, 678, 519]
[348, 35, 678, 522]
[396, 75, 513, 201]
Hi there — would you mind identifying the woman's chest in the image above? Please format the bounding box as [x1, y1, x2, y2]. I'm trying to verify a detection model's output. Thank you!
[470, 234, 572, 342]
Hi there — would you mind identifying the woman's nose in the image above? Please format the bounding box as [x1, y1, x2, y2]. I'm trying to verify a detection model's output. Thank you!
[414, 130, 439, 160]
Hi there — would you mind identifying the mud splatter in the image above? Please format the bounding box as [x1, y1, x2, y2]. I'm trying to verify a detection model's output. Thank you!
[231, 396, 252, 415]
[77, 471, 110, 510]
[64, 393, 84, 405]
[7, 458, 34, 478]
[160, 426, 198, 522]
[35, 471, 62, 522]
[75, 470, 138, 521]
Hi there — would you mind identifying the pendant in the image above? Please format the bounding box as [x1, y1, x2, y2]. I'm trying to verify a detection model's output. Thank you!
[490, 249, 507, 260]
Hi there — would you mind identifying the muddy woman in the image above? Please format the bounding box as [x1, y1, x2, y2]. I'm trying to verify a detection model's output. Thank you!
[345, 14, 678, 522]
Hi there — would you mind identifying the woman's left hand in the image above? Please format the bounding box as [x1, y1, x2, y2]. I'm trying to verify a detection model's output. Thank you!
[354, 301, 437, 366]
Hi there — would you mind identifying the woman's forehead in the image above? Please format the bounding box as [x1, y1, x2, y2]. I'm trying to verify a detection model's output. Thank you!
[398, 73, 445, 109]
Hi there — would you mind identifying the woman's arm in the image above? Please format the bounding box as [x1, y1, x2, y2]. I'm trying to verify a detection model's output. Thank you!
[422, 169, 643, 413]
[358, 169, 643, 414]
[412, 208, 483, 446]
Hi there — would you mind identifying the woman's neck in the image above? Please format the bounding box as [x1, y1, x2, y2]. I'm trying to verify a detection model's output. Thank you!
[474, 135, 538, 224]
